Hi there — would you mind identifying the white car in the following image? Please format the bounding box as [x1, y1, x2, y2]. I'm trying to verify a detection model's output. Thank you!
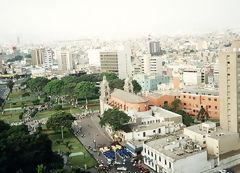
[117, 167, 127, 171]
[114, 161, 121, 165]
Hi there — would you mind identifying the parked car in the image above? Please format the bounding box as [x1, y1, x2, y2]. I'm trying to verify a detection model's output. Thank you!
[117, 167, 127, 171]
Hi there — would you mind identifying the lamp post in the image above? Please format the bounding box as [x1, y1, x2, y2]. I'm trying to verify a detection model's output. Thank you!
[93, 139, 96, 150]
[61, 126, 64, 140]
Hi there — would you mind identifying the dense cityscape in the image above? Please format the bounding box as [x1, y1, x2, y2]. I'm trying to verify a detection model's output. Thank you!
[1, 0, 240, 173]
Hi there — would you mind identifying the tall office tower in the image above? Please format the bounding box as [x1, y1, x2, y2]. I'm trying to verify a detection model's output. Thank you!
[31, 49, 43, 66]
[149, 41, 161, 56]
[57, 50, 73, 72]
[42, 49, 53, 69]
[100, 48, 132, 79]
[100, 51, 118, 73]
[219, 41, 240, 133]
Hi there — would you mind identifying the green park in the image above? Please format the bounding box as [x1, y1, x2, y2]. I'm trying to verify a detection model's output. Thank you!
[0, 72, 142, 173]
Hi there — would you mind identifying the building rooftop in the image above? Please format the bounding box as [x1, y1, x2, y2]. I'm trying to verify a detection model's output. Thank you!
[147, 90, 181, 98]
[122, 121, 179, 133]
[182, 86, 218, 96]
[145, 134, 206, 161]
[111, 89, 149, 103]
[132, 106, 182, 120]
[184, 123, 238, 140]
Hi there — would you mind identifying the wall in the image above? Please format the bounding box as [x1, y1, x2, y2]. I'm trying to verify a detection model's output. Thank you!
[108, 96, 149, 112]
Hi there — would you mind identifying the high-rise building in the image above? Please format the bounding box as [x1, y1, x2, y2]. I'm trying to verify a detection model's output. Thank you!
[42, 49, 53, 69]
[100, 47, 132, 79]
[57, 50, 73, 72]
[219, 40, 240, 133]
[149, 41, 161, 56]
[88, 49, 100, 67]
[31, 49, 43, 66]
[100, 51, 118, 74]
[141, 54, 163, 75]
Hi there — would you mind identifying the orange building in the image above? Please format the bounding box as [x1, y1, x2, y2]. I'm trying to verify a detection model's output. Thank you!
[108, 89, 150, 112]
[146, 92, 177, 107]
[145, 89, 219, 119]
[180, 93, 219, 119]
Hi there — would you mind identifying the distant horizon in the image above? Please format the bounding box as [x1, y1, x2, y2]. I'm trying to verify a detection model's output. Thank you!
[1, 0, 240, 43]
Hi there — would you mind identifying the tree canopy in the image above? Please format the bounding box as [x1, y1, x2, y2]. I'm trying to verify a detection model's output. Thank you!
[7, 55, 23, 62]
[46, 112, 75, 131]
[197, 106, 209, 122]
[108, 79, 124, 91]
[44, 79, 64, 96]
[162, 99, 194, 126]
[132, 80, 142, 94]
[26, 77, 49, 96]
[99, 109, 131, 131]
[74, 81, 96, 99]
[0, 121, 63, 173]
[99, 72, 118, 81]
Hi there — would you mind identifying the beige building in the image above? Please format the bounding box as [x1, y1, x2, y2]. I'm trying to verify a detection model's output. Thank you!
[100, 51, 118, 74]
[56, 50, 73, 72]
[31, 49, 43, 66]
[100, 48, 132, 79]
[219, 41, 240, 133]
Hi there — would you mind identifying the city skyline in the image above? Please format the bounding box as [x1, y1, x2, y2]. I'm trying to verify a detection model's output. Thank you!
[1, 0, 240, 43]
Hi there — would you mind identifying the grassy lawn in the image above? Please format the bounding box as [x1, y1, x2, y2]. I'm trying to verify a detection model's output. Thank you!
[43, 128, 96, 168]
[4, 89, 40, 109]
[0, 109, 22, 123]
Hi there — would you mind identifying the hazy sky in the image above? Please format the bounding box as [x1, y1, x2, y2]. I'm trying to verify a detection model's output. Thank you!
[1, 0, 240, 42]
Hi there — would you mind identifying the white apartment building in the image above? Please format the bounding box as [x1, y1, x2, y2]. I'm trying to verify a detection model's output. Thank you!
[141, 54, 164, 75]
[115, 106, 184, 142]
[42, 48, 53, 69]
[88, 49, 100, 67]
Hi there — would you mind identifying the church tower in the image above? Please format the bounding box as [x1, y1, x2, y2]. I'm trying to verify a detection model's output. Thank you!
[100, 76, 110, 114]
[124, 77, 134, 93]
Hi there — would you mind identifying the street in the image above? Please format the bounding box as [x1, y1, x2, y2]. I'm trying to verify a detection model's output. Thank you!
[72, 112, 146, 173]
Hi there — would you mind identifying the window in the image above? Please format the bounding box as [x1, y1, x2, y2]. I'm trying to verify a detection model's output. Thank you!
[214, 98, 217, 101]
[215, 106, 217, 109]
[193, 97, 195, 100]
[169, 162, 172, 168]
[184, 103, 186, 106]
[159, 156, 161, 162]
[151, 152, 153, 157]
[158, 128, 161, 133]
[165, 159, 167, 165]
[208, 98, 211, 101]
[184, 95, 186, 98]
